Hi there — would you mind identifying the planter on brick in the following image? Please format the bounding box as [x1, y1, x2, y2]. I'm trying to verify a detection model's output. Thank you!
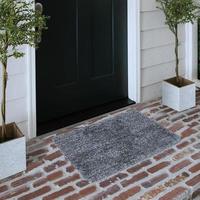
[162, 77, 196, 112]
[0, 0, 47, 180]
[0, 123, 26, 180]
[156, 0, 199, 112]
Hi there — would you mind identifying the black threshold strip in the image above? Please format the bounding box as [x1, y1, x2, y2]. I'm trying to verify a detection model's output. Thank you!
[37, 98, 135, 136]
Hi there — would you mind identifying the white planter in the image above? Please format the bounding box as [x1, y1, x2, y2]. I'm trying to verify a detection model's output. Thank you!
[0, 123, 26, 180]
[162, 77, 196, 111]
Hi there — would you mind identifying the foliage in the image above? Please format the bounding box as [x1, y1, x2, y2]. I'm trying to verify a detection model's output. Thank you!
[0, 0, 48, 142]
[156, 0, 200, 84]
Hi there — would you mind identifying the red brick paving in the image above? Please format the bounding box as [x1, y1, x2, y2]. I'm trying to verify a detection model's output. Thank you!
[159, 187, 189, 200]
[0, 90, 200, 199]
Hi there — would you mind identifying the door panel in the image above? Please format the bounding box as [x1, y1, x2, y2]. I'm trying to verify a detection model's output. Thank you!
[90, 0, 113, 78]
[36, 0, 128, 123]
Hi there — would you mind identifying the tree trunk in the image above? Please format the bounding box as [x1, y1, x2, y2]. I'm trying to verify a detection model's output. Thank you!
[0, 61, 8, 142]
[175, 25, 180, 85]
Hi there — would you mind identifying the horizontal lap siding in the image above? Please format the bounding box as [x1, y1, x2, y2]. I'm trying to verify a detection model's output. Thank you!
[140, 0, 186, 102]
[0, 45, 28, 137]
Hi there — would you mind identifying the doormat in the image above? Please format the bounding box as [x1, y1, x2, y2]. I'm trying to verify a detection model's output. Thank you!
[53, 110, 180, 182]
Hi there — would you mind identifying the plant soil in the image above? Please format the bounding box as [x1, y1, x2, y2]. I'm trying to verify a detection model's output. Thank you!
[0, 123, 23, 143]
[165, 77, 194, 88]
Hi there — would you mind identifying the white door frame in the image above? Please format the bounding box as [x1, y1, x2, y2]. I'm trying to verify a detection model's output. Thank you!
[27, 0, 141, 139]
[185, 22, 198, 80]
[128, 0, 141, 103]
[27, 46, 37, 139]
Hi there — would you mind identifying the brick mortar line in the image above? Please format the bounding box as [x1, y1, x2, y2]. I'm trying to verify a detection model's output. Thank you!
[15, 181, 55, 199]
[15, 166, 83, 199]
[27, 144, 49, 152]
[135, 171, 193, 200]
[27, 135, 55, 148]
[153, 186, 191, 200]
[104, 181, 141, 200]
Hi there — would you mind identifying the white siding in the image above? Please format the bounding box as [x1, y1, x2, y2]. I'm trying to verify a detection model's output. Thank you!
[0, 45, 29, 137]
[140, 0, 186, 102]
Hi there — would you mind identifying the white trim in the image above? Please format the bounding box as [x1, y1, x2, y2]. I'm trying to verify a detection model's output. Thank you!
[185, 22, 198, 80]
[27, 0, 36, 139]
[128, 0, 141, 103]
[27, 0, 141, 139]
[27, 46, 37, 139]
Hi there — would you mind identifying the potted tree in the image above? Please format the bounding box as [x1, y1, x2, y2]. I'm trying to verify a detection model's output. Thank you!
[156, 0, 200, 111]
[0, 0, 47, 179]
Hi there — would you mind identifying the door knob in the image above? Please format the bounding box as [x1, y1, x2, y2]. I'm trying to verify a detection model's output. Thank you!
[35, 3, 44, 45]
[35, 2, 43, 14]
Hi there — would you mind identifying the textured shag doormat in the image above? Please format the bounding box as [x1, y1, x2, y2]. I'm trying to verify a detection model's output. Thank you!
[54, 110, 180, 182]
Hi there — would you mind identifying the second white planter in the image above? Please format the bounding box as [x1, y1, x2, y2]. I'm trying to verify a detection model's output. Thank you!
[162, 77, 196, 112]
[0, 123, 26, 180]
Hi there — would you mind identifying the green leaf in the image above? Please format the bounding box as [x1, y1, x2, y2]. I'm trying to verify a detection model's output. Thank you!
[0, 0, 48, 62]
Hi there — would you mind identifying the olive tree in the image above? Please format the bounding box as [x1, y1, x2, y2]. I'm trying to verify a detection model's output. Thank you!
[0, 0, 47, 142]
[156, 0, 200, 84]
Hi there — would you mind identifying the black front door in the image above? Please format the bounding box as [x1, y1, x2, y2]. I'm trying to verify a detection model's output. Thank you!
[36, 0, 128, 130]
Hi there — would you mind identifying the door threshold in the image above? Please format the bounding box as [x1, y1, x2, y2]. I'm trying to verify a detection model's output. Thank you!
[37, 98, 135, 135]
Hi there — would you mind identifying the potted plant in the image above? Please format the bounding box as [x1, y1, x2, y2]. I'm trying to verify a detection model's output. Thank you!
[156, 0, 200, 111]
[0, 0, 47, 180]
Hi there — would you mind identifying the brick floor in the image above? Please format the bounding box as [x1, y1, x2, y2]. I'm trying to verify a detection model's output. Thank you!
[0, 90, 200, 200]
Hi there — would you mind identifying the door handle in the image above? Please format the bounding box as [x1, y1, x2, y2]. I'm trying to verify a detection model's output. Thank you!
[35, 3, 43, 14]
[35, 3, 44, 45]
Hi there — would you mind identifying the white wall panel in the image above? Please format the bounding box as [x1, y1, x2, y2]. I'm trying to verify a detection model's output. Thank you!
[142, 82, 162, 102]
[0, 45, 28, 136]
[141, 44, 185, 68]
[141, 26, 185, 50]
[141, 0, 157, 12]
[142, 59, 185, 87]
[141, 11, 166, 31]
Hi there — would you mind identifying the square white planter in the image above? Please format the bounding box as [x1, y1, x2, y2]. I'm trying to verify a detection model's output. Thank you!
[0, 123, 26, 180]
[162, 77, 196, 111]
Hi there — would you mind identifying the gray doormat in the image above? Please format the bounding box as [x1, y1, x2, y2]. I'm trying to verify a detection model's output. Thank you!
[54, 110, 180, 182]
